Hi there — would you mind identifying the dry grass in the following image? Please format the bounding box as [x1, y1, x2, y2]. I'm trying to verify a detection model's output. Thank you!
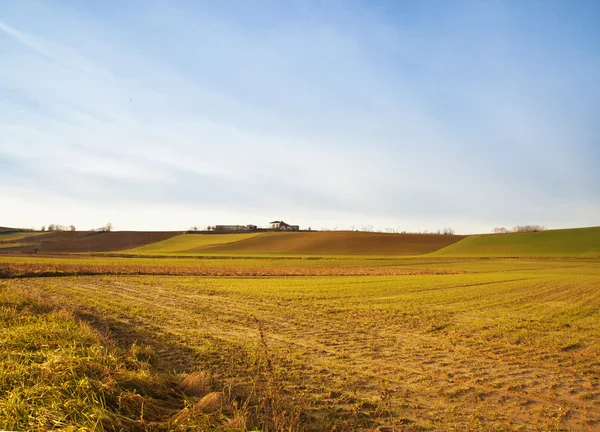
[0, 285, 302, 431]
[2, 256, 600, 430]
[178, 371, 213, 396]
[0, 261, 461, 278]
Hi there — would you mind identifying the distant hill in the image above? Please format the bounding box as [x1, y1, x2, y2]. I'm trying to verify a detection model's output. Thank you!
[430, 226, 600, 257]
[180, 231, 466, 255]
[0, 227, 33, 232]
[0, 231, 181, 253]
[3, 226, 598, 257]
[0, 231, 49, 249]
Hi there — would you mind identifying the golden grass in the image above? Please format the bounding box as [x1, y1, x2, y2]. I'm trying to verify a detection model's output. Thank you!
[3, 256, 599, 430]
[0, 285, 300, 431]
[178, 371, 212, 396]
[0, 261, 461, 278]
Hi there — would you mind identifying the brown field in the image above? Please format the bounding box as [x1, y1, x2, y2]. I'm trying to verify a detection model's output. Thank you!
[191, 231, 465, 255]
[1, 231, 181, 253]
[0, 261, 461, 278]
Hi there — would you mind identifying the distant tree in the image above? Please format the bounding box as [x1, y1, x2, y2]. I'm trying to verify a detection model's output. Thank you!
[48, 224, 56, 232]
[69, 225, 76, 231]
[41, 226, 46, 232]
[513, 225, 545, 233]
[442, 227, 455, 235]
[493, 227, 509, 234]
[192, 226, 199, 231]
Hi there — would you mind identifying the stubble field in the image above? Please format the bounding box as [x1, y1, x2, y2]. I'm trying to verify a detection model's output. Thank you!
[1, 253, 599, 431]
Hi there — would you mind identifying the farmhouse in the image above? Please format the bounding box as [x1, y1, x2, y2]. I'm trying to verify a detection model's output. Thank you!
[269, 220, 300, 231]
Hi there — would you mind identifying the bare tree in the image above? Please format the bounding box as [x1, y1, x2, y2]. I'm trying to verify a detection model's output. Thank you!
[513, 225, 545, 233]
[493, 227, 508, 234]
[442, 227, 455, 235]
[105, 222, 113, 232]
[41, 226, 46, 232]
[70, 225, 76, 231]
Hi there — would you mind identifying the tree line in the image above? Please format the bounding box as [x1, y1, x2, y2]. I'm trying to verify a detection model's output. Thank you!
[41, 222, 113, 232]
[492, 225, 545, 234]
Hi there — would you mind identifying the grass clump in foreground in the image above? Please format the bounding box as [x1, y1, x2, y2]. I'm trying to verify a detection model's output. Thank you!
[0, 286, 298, 431]
[0, 286, 178, 430]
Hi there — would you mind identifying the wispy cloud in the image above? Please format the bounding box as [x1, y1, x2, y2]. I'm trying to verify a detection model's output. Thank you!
[0, 1, 598, 232]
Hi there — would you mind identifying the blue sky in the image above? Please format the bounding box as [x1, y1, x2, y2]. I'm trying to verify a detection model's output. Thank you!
[1, 0, 599, 233]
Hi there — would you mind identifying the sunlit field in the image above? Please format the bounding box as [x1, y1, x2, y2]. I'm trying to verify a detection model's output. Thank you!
[2, 252, 599, 431]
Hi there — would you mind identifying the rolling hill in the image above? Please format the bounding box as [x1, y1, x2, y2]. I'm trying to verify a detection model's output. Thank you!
[430, 226, 600, 257]
[128, 233, 262, 253]
[2, 226, 597, 257]
[0, 231, 181, 254]
[186, 231, 466, 255]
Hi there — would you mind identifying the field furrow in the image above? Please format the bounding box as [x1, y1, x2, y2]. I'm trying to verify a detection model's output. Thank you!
[4, 262, 599, 431]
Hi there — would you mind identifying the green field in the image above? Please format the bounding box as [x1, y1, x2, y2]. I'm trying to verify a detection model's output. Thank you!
[127, 233, 262, 254]
[1, 226, 599, 430]
[431, 226, 600, 257]
[0, 231, 48, 243]
[0, 243, 28, 249]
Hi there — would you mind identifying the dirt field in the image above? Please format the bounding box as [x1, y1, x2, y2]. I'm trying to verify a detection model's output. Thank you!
[191, 231, 466, 255]
[2, 256, 599, 431]
[0, 231, 181, 253]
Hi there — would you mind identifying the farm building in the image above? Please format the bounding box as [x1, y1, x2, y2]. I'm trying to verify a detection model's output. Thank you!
[269, 221, 300, 231]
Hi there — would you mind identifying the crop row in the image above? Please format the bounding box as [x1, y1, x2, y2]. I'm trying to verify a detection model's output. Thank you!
[0, 262, 461, 278]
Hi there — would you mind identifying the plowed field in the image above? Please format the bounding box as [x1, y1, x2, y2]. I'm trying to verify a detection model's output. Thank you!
[1, 231, 181, 253]
[195, 231, 465, 255]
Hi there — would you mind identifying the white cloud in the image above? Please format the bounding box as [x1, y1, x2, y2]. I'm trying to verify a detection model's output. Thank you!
[0, 2, 598, 233]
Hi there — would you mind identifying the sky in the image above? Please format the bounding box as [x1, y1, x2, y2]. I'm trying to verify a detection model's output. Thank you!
[1, 0, 599, 234]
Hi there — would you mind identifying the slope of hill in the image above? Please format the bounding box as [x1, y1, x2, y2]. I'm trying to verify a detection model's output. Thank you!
[0, 227, 21, 232]
[189, 231, 466, 255]
[0, 231, 49, 243]
[128, 233, 262, 253]
[0, 231, 181, 253]
[430, 226, 600, 257]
